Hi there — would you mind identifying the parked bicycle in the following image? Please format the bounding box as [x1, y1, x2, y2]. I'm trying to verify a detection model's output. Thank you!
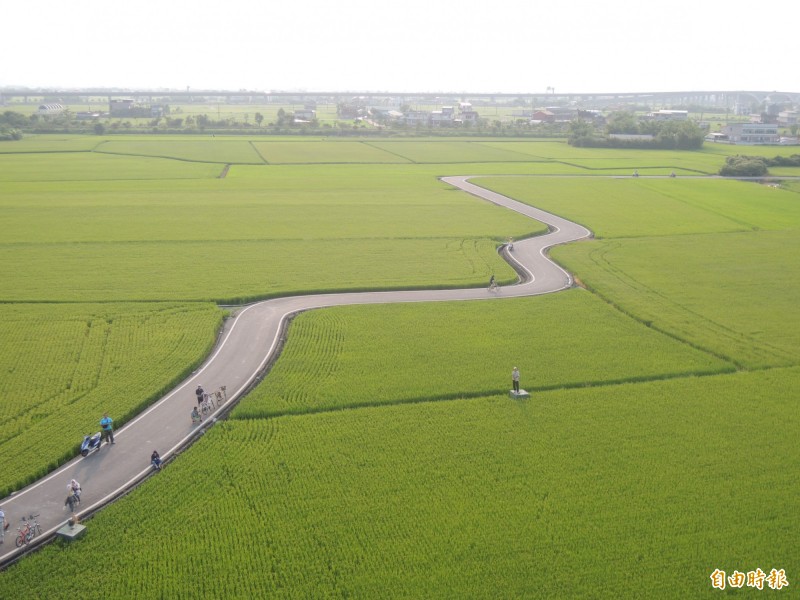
[15, 514, 41, 548]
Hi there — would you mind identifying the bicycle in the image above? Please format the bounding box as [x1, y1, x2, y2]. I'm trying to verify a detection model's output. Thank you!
[15, 514, 41, 548]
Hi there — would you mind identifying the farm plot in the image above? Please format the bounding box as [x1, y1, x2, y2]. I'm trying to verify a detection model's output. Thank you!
[233, 289, 732, 418]
[0, 134, 103, 153]
[0, 237, 512, 303]
[94, 139, 265, 164]
[0, 302, 222, 495]
[367, 140, 538, 163]
[1, 367, 795, 598]
[0, 165, 537, 301]
[478, 177, 800, 238]
[0, 151, 222, 182]
[552, 229, 800, 369]
[252, 141, 409, 163]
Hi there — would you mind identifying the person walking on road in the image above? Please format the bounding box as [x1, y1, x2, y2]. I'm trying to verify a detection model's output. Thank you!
[0, 506, 6, 544]
[195, 384, 205, 406]
[68, 479, 82, 504]
[512, 367, 520, 393]
[64, 490, 78, 514]
[100, 412, 115, 445]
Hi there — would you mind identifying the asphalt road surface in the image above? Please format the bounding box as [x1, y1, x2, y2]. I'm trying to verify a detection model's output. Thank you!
[0, 175, 591, 565]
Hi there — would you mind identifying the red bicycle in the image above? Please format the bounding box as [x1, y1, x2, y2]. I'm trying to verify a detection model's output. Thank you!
[15, 514, 41, 548]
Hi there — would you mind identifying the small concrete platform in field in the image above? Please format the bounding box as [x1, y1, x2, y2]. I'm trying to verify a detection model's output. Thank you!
[510, 389, 530, 399]
[56, 522, 86, 541]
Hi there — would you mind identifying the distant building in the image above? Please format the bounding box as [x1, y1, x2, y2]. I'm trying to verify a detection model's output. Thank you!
[294, 108, 316, 121]
[37, 103, 64, 115]
[609, 134, 655, 141]
[430, 106, 455, 126]
[531, 110, 555, 123]
[777, 111, 798, 126]
[369, 107, 403, 121]
[721, 123, 779, 144]
[705, 132, 730, 142]
[109, 99, 136, 116]
[645, 109, 688, 121]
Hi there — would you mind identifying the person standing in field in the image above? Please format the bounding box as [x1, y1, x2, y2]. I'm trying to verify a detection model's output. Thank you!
[100, 412, 115, 445]
[512, 367, 520, 393]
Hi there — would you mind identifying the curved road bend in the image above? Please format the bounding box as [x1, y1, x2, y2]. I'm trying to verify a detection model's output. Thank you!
[0, 175, 591, 565]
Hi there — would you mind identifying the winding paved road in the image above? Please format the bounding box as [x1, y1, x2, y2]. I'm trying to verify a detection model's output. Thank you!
[0, 176, 591, 565]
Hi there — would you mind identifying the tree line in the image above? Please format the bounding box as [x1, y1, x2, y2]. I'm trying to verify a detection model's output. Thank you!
[569, 111, 706, 150]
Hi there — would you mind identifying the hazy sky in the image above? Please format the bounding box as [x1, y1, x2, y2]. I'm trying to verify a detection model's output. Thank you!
[2, 0, 797, 93]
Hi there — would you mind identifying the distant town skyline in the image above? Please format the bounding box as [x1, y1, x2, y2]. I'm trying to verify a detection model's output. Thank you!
[3, 0, 797, 95]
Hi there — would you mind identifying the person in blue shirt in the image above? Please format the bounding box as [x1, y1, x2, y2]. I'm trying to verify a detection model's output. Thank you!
[100, 413, 115, 445]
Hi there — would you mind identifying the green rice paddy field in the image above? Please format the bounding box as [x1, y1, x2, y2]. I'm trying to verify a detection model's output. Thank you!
[0, 135, 798, 597]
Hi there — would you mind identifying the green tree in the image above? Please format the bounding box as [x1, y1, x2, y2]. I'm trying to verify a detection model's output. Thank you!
[1, 111, 27, 128]
[93, 123, 105, 135]
[719, 155, 768, 177]
[255, 112, 264, 127]
[606, 111, 640, 134]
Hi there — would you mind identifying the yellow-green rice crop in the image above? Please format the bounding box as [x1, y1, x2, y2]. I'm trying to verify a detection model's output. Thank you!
[480, 177, 800, 238]
[553, 229, 800, 369]
[0, 303, 222, 494]
[1, 368, 795, 598]
[233, 290, 732, 418]
[94, 139, 265, 164]
[252, 141, 410, 164]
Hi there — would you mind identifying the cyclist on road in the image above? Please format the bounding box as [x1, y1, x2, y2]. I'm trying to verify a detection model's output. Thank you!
[151, 450, 162, 470]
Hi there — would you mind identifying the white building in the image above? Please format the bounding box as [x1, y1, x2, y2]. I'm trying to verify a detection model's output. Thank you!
[37, 103, 64, 115]
[777, 111, 798, 126]
[646, 110, 688, 121]
[721, 123, 779, 144]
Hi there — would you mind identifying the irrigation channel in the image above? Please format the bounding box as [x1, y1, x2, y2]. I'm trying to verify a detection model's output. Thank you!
[0, 175, 591, 566]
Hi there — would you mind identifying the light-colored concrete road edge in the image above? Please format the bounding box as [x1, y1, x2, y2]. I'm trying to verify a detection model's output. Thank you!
[0, 175, 591, 566]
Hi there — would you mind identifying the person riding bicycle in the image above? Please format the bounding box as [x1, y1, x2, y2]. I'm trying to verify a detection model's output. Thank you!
[151, 450, 162, 470]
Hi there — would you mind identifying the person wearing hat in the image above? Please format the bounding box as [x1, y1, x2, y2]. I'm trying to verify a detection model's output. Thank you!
[512, 367, 520, 393]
